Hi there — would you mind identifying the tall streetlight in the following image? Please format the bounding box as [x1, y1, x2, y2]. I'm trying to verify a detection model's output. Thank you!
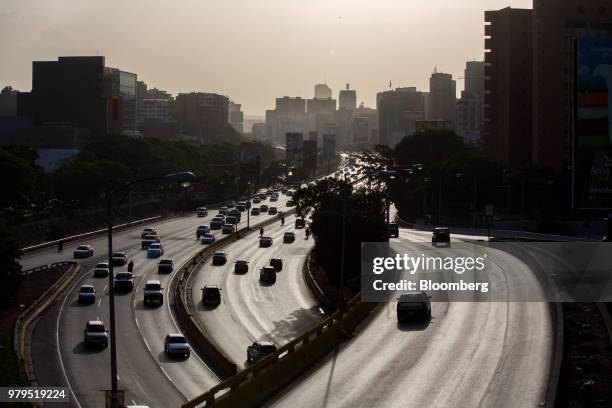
[105, 171, 195, 408]
[379, 170, 397, 225]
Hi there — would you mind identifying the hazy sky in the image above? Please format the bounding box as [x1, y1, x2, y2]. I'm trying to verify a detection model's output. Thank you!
[1, 0, 532, 117]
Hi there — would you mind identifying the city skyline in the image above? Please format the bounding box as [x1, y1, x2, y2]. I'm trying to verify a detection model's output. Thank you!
[1, 0, 532, 116]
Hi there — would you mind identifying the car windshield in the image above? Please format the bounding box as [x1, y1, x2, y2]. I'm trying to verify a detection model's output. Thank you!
[96, 263, 108, 269]
[169, 336, 186, 344]
[76, 246, 89, 250]
[146, 284, 161, 291]
[399, 294, 425, 302]
[160, 260, 172, 265]
[113, 253, 124, 258]
[214, 252, 225, 256]
[149, 244, 160, 249]
[80, 286, 94, 293]
[116, 273, 132, 280]
[88, 324, 105, 332]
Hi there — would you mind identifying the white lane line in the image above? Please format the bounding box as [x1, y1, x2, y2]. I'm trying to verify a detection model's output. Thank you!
[160, 367, 173, 383]
[117, 374, 121, 381]
[142, 337, 151, 352]
[135, 317, 140, 328]
[103, 284, 108, 292]
[132, 400, 136, 406]
[97, 298, 101, 308]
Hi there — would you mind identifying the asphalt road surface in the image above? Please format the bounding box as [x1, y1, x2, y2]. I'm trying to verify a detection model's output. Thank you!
[268, 228, 553, 408]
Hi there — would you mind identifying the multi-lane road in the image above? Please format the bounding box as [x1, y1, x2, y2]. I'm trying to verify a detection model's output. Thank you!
[23, 165, 556, 408]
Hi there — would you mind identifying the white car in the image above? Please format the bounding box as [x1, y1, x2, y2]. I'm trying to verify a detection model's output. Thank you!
[147, 243, 164, 258]
[200, 234, 215, 244]
[73, 245, 94, 258]
[164, 333, 190, 358]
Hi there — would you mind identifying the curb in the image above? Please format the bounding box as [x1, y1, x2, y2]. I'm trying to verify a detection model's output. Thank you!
[302, 254, 334, 313]
[14, 262, 81, 386]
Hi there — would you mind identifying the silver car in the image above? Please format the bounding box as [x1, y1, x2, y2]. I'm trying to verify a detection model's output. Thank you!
[164, 333, 190, 358]
[84, 320, 108, 348]
[78, 285, 96, 304]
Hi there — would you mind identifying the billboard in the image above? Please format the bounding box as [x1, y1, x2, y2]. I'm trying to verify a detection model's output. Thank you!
[574, 37, 612, 209]
[323, 133, 336, 160]
[303, 140, 318, 177]
[239, 142, 262, 185]
[286, 132, 304, 168]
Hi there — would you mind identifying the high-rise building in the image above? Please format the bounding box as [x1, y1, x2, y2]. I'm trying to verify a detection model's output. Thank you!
[228, 101, 244, 135]
[339, 84, 357, 111]
[306, 98, 336, 114]
[377, 87, 426, 147]
[173, 92, 229, 139]
[532, 1, 612, 170]
[457, 61, 485, 143]
[483, 7, 533, 168]
[266, 97, 306, 144]
[17, 56, 125, 135]
[426, 70, 457, 125]
[105, 67, 138, 133]
[314, 83, 332, 99]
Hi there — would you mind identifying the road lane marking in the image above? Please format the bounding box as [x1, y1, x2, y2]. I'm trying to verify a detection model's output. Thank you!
[97, 298, 101, 308]
[160, 367, 173, 383]
[142, 337, 151, 352]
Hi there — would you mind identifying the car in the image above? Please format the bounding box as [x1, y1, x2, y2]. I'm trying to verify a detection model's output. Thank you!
[210, 220, 223, 230]
[432, 227, 451, 246]
[158, 258, 174, 273]
[114, 272, 134, 292]
[397, 291, 432, 322]
[196, 225, 210, 239]
[259, 236, 273, 247]
[196, 207, 208, 217]
[260, 204, 269, 212]
[222, 223, 235, 234]
[93, 262, 110, 277]
[225, 215, 238, 225]
[141, 228, 157, 239]
[283, 232, 295, 243]
[143, 280, 164, 305]
[78, 285, 96, 304]
[83, 320, 108, 348]
[226, 201, 236, 209]
[295, 218, 305, 229]
[234, 260, 249, 274]
[111, 252, 127, 266]
[141, 234, 160, 249]
[164, 333, 190, 358]
[388, 222, 399, 238]
[73, 245, 94, 258]
[236, 203, 246, 212]
[270, 196, 278, 202]
[201, 285, 221, 307]
[252, 197, 261, 204]
[287, 200, 295, 207]
[219, 207, 228, 215]
[147, 243, 164, 258]
[228, 208, 240, 217]
[247, 341, 277, 363]
[268, 207, 278, 215]
[250, 207, 260, 216]
[281, 188, 288, 195]
[212, 251, 228, 265]
[270, 258, 283, 271]
[214, 214, 226, 222]
[286, 190, 294, 197]
[259, 266, 277, 284]
[200, 233, 215, 244]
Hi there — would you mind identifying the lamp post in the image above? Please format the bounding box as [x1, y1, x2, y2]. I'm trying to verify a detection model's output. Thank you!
[378, 170, 397, 225]
[105, 171, 195, 408]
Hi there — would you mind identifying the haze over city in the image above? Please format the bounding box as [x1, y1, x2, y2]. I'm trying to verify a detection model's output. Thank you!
[1, 0, 532, 116]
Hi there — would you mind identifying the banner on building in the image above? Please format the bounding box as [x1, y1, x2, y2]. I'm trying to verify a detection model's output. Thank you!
[322, 133, 336, 160]
[286, 132, 304, 168]
[303, 140, 318, 177]
[574, 37, 612, 209]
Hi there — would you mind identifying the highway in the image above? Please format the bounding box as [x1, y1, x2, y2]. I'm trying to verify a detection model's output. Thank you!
[268, 228, 553, 408]
[23, 189, 303, 407]
[189, 213, 323, 368]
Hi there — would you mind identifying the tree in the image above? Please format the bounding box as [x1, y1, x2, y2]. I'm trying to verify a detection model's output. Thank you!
[394, 129, 469, 166]
[0, 148, 36, 209]
[294, 179, 387, 291]
[0, 217, 22, 306]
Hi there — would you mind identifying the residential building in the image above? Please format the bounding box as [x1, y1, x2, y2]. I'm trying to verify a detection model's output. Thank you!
[483, 7, 533, 168]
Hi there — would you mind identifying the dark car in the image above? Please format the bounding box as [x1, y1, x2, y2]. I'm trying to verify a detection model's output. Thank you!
[432, 227, 451, 246]
[247, 341, 277, 363]
[222, 223, 236, 234]
[283, 232, 295, 243]
[388, 222, 399, 238]
[234, 260, 249, 274]
[259, 236, 273, 248]
[210, 219, 223, 230]
[260, 204, 269, 213]
[196, 207, 208, 217]
[141, 227, 157, 239]
[270, 258, 283, 271]
[111, 252, 128, 266]
[260, 266, 276, 284]
[114, 272, 134, 292]
[295, 218, 305, 229]
[141, 234, 160, 249]
[225, 216, 238, 225]
[268, 207, 278, 215]
[202, 285, 221, 307]
[287, 200, 296, 207]
[196, 225, 210, 239]
[251, 207, 260, 216]
[397, 291, 431, 322]
[212, 252, 228, 265]
[78, 285, 96, 304]
[158, 258, 174, 273]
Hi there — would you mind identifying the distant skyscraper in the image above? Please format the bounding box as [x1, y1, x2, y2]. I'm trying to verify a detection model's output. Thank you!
[339, 84, 357, 111]
[314, 83, 332, 99]
[483, 7, 533, 168]
[377, 87, 426, 147]
[426, 70, 456, 125]
[228, 101, 244, 135]
[457, 61, 485, 143]
[174, 92, 229, 139]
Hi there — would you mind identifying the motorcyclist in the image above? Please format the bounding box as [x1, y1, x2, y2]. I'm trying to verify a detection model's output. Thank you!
[260, 227, 264, 237]
[127, 260, 134, 273]
[57, 240, 64, 252]
[305, 227, 310, 239]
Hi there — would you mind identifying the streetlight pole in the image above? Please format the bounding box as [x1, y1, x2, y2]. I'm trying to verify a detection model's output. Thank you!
[338, 173, 348, 312]
[105, 171, 195, 408]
